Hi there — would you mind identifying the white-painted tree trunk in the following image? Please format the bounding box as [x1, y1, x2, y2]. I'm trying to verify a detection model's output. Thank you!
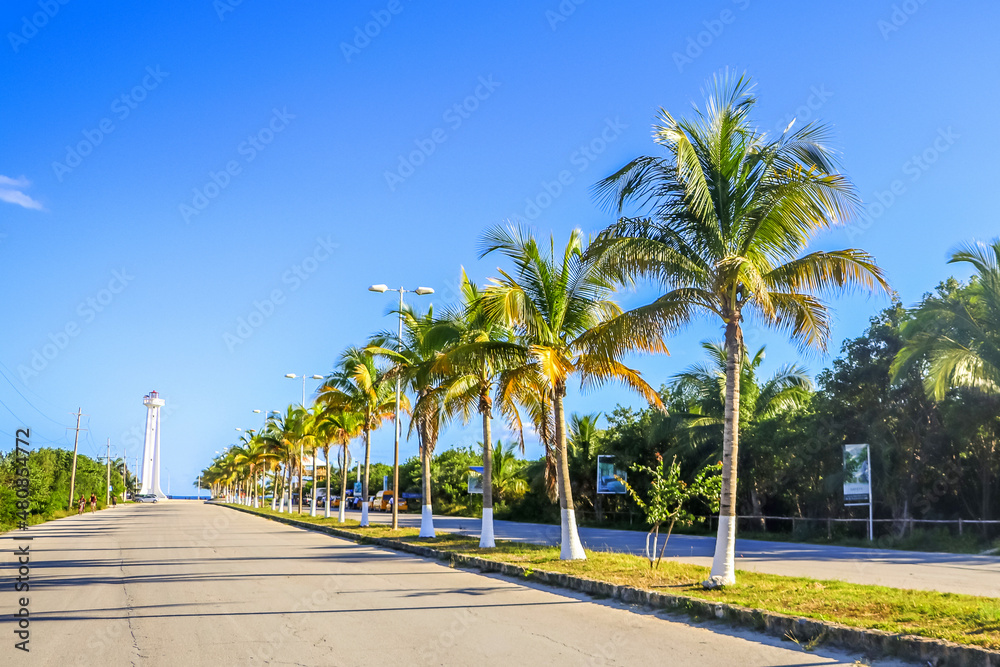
[480, 507, 495, 548]
[419, 504, 435, 537]
[710, 514, 737, 585]
[360, 503, 369, 527]
[338, 498, 347, 523]
[559, 508, 586, 560]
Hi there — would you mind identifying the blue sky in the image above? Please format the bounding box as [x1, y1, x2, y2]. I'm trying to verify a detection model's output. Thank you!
[1, 1, 997, 492]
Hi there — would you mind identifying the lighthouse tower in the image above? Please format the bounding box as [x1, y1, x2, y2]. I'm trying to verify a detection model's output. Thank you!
[139, 390, 166, 498]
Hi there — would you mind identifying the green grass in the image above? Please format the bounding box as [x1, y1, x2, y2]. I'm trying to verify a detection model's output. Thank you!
[234, 504, 1000, 650]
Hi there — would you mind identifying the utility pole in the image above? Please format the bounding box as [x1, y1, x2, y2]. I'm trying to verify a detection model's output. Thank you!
[122, 445, 127, 499]
[67, 408, 87, 509]
[105, 438, 111, 506]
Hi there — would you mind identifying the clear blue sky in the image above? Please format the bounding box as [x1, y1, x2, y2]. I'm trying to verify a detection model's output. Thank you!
[1, 1, 997, 491]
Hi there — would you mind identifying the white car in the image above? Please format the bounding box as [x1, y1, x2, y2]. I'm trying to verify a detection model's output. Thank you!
[134, 494, 158, 503]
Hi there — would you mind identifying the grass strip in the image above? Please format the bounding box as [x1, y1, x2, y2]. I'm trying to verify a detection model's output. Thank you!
[230, 505, 1000, 650]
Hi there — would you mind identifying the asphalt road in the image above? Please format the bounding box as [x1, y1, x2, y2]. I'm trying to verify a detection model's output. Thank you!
[331, 506, 1000, 597]
[3, 501, 914, 666]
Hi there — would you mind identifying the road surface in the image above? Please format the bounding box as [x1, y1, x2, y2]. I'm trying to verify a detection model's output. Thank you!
[323, 506, 1000, 597]
[3, 501, 913, 666]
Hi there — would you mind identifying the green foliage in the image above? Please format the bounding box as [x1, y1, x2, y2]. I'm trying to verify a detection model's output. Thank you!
[0, 447, 126, 530]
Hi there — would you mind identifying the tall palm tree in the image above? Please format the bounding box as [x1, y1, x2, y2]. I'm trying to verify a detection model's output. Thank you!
[316, 405, 364, 522]
[368, 303, 453, 538]
[268, 406, 308, 513]
[588, 72, 889, 584]
[479, 224, 666, 560]
[894, 239, 1000, 399]
[318, 347, 400, 527]
[434, 271, 526, 547]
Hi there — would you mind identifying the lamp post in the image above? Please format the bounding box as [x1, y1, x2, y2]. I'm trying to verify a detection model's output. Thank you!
[369, 283, 434, 530]
[285, 373, 324, 514]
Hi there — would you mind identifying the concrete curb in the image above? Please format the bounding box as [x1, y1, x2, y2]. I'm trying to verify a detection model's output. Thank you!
[222, 504, 1000, 666]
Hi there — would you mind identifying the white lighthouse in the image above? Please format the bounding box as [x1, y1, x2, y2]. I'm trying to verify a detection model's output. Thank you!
[139, 390, 166, 498]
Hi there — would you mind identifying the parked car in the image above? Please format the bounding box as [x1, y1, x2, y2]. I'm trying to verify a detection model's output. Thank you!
[134, 494, 158, 503]
[290, 494, 311, 507]
[375, 490, 408, 512]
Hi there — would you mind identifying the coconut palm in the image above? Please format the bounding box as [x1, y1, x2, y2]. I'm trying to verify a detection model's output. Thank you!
[588, 72, 889, 584]
[479, 224, 666, 560]
[894, 239, 1000, 399]
[368, 304, 454, 537]
[267, 406, 309, 513]
[489, 440, 529, 504]
[316, 405, 364, 522]
[318, 347, 401, 527]
[433, 271, 527, 547]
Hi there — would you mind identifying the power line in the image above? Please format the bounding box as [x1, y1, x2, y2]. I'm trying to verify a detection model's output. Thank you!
[0, 360, 72, 425]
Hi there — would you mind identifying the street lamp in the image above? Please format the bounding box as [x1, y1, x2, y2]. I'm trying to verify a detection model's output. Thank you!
[369, 283, 434, 530]
[284, 373, 325, 514]
[285, 373, 324, 406]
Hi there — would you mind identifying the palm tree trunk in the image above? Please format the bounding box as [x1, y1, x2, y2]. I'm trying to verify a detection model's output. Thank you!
[297, 445, 304, 514]
[554, 383, 585, 560]
[339, 443, 349, 523]
[271, 466, 278, 511]
[310, 446, 318, 517]
[709, 319, 743, 586]
[324, 445, 332, 519]
[361, 427, 371, 527]
[480, 410, 495, 548]
[419, 427, 436, 538]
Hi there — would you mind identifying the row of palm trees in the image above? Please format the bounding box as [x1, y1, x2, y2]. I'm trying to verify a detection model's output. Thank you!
[203, 73, 892, 584]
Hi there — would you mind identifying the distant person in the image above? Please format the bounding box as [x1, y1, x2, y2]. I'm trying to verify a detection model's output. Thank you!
[78, 495, 86, 515]
[90, 493, 97, 513]
[111, 495, 118, 508]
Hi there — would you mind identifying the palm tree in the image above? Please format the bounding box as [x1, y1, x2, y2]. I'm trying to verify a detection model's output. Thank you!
[368, 304, 453, 538]
[434, 271, 527, 547]
[479, 224, 666, 560]
[316, 405, 364, 522]
[588, 72, 889, 584]
[489, 440, 529, 504]
[894, 239, 1000, 399]
[267, 407, 309, 513]
[318, 347, 401, 527]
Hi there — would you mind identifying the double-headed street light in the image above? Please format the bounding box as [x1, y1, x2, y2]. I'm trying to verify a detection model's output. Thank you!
[285, 373, 325, 407]
[369, 283, 434, 530]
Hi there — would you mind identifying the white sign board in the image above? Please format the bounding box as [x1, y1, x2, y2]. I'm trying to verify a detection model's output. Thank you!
[843, 444, 870, 503]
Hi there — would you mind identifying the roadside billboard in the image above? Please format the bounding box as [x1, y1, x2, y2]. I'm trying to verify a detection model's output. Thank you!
[596, 455, 627, 494]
